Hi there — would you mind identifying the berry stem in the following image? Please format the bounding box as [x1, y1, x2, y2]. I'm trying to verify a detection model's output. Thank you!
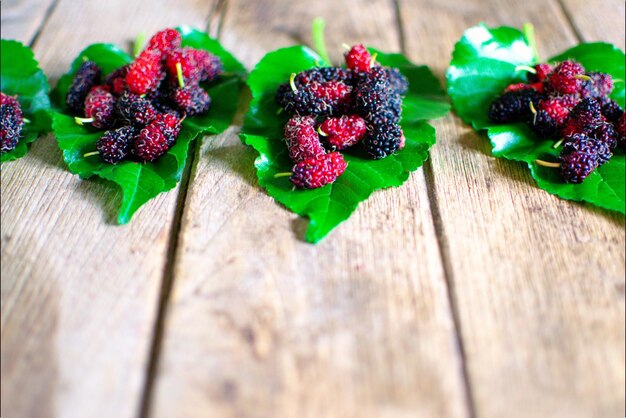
[341, 43, 350, 50]
[74, 117, 94, 125]
[574, 74, 593, 83]
[317, 127, 328, 136]
[370, 52, 378, 69]
[274, 172, 292, 178]
[535, 159, 560, 168]
[552, 138, 564, 149]
[528, 100, 538, 124]
[22, 118, 31, 124]
[311, 17, 332, 65]
[289, 73, 297, 92]
[83, 151, 100, 158]
[134, 31, 147, 57]
[176, 62, 185, 88]
[514, 65, 537, 74]
[522, 23, 540, 63]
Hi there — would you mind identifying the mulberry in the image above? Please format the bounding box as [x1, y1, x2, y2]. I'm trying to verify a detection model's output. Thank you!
[96, 126, 136, 164]
[284, 116, 325, 162]
[487, 89, 542, 123]
[126, 49, 165, 95]
[66, 60, 101, 114]
[344, 44, 373, 73]
[171, 85, 211, 116]
[117, 92, 157, 126]
[362, 122, 403, 159]
[0, 93, 23, 153]
[79, 86, 116, 129]
[290, 151, 347, 189]
[319, 115, 367, 150]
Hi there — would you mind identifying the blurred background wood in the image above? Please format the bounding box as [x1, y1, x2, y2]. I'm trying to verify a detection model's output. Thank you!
[1, 0, 624, 417]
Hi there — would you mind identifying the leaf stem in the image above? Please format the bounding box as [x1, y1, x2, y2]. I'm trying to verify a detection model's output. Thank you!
[75, 117, 94, 125]
[535, 159, 560, 168]
[312, 17, 332, 65]
[134, 31, 147, 57]
[523, 23, 539, 63]
[83, 151, 100, 158]
[176, 62, 185, 88]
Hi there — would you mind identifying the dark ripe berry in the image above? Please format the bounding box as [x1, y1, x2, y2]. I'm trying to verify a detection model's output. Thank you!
[166, 48, 223, 85]
[294, 67, 353, 85]
[562, 97, 603, 137]
[562, 133, 612, 165]
[529, 110, 560, 138]
[319, 115, 367, 150]
[171, 85, 211, 116]
[277, 79, 352, 116]
[559, 148, 598, 183]
[367, 106, 401, 128]
[83, 86, 116, 129]
[66, 61, 101, 114]
[580, 71, 613, 99]
[487, 89, 542, 123]
[354, 67, 395, 116]
[0, 93, 23, 153]
[592, 123, 618, 149]
[618, 114, 626, 151]
[145, 28, 181, 55]
[345, 44, 373, 73]
[105, 65, 130, 96]
[96, 126, 136, 164]
[126, 49, 165, 95]
[362, 122, 403, 159]
[133, 117, 178, 162]
[601, 99, 623, 123]
[546, 60, 585, 94]
[117, 92, 158, 126]
[383, 67, 409, 96]
[284, 116, 325, 162]
[290, 151, 347, 189]
[527, 63, 553, 83]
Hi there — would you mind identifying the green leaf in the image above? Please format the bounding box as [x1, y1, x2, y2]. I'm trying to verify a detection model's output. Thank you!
[50, 27, 246, 224]
[241, 46, 449, 243]
[1, 39, 51, 162]
[447, 23, 625, 215]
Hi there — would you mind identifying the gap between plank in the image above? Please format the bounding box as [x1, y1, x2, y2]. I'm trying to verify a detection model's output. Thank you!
[391, 0, 477, 416]
[136, 139, 198, 418]
[28, 0, 60, 48]
[136, 2, 230, 416]
[555, 0, 585, 43]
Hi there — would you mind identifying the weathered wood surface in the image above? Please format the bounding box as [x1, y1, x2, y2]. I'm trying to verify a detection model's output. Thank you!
[1, 1, 209, 417]
[397, 0, 626, 417]
[0, 0, 624, 417]
[149, 1, 470, 417]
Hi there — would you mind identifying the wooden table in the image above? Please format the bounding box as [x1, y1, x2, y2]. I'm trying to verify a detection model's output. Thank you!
[1, 0, 624, 417]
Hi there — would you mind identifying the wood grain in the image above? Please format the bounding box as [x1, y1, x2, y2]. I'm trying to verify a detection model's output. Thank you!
[149, 1, 470, 417]
[397, 0, 626, 417]
[0, 0, 56, 45]
[559, 0, 625, 49]
[0, 0, 210, 417]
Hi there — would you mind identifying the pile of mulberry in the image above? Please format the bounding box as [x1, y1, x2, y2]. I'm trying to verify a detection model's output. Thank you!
[488, 59, 624, 184]
[65, 28, 223, 164]
[1, 92, 24, 154]
[275, 44, 409, 189]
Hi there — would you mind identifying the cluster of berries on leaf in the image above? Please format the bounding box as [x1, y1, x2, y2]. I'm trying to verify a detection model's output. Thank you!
[66, 28, 223, 164]
[488, 60, 625, 183]
[0, 92, 25, 154]
[275, 44, 408, 189]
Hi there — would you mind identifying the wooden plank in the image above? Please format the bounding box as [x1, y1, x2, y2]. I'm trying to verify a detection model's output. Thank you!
[397, 0, 626, 417]
[559, 0, 625, 49]
[149, 1, 470, 417]
[0, 0, 56, 45]
[0, 1, 212, 417]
